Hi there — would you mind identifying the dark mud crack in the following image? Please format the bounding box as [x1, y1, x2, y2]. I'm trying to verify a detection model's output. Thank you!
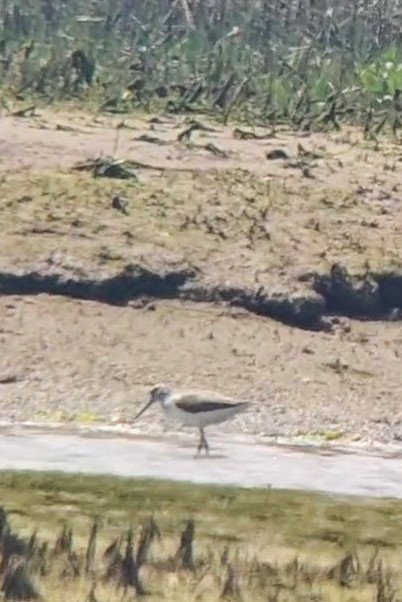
[0, 262, 401, 331]
[310, 263, 402, 323]
[0, 266, 193, 305]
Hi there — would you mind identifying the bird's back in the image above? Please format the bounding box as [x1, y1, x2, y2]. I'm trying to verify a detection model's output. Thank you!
[164, 389, 250, 427]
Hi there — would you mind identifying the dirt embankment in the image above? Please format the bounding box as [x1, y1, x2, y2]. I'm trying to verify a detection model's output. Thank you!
[1, 108, 402, 444]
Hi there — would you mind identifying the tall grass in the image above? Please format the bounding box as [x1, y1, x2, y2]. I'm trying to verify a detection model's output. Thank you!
[1, 0, 402, 128]
[2, 471, 402, 602]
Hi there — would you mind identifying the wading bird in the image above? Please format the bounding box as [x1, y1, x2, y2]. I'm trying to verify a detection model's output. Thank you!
[133, 385, 250, 455]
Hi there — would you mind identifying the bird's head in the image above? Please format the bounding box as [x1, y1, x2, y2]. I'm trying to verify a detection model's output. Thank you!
[149, 385, 172, 404]
[132, 385, 172, 422]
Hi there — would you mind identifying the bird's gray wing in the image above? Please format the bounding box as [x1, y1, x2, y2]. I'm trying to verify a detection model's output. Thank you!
[175, 393, 248, 414]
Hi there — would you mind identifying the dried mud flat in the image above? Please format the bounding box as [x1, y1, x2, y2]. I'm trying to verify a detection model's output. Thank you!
[1, 106, 402, 446]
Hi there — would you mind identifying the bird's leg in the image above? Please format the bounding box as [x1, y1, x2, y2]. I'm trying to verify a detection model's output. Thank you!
[200, 428, 209, 455]
[196, 428, 204, 456]
[196, 428, 210, 456]
[203, 430, 210, 455]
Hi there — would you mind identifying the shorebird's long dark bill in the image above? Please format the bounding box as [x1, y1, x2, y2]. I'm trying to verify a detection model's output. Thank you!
[132, 399, 154, 422]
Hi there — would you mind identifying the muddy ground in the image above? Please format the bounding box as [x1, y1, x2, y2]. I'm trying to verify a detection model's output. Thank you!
[1, 106, 402, 444]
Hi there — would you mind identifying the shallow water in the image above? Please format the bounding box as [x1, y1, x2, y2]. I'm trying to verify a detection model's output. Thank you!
[0, 424, 402, 498]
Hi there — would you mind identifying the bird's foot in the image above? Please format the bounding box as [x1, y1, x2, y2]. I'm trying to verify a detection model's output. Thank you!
[194, 444, 210, 459]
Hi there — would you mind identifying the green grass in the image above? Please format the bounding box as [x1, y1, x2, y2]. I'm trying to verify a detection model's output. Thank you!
[2, 470, 402, 601]
[6, 470, 401, 544]
[2, 0, 402, 133]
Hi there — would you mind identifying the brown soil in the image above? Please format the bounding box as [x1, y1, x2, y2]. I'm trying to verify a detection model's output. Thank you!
[1, 106, 402, 445]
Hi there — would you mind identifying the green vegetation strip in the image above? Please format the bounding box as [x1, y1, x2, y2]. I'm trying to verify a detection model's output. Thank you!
[0, 471, 401, 600]
[3, 0, 402, 133]
[2, 470, 402, 546]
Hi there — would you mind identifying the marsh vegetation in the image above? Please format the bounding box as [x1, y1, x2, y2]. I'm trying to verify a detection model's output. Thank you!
[2, 0, 402, 135]
[0, 471, 401, 601]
